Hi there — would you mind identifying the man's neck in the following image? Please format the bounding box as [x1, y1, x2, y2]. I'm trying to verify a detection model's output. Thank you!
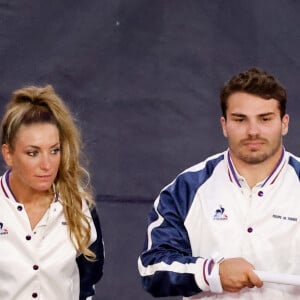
[229, 149, 284, 189]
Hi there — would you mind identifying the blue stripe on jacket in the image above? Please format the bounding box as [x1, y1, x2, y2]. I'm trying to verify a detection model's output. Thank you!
[140, 154, 224, 297]
[77, 206, 104, 300]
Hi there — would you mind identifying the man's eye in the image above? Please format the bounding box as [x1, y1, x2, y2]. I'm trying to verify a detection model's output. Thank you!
[262, 117, 271, 122]
[234, 118, 244, 122]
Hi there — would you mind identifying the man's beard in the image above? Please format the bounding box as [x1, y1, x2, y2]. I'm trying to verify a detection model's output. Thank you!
[237, 151, 270, 164]
[233, 138, 281, 165]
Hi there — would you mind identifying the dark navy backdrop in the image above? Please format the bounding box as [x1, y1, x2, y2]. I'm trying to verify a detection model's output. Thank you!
[0, 1, 299, 299]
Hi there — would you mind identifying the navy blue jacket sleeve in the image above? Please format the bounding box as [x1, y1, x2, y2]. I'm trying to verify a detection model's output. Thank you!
[138, 191, 201, 296]
[77, 206, 104, 300]
[138, 156, 224, 297]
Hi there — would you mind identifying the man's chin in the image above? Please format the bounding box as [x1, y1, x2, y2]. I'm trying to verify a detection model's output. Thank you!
[242, 155, 267, 164]
[238, 150, 268, 164]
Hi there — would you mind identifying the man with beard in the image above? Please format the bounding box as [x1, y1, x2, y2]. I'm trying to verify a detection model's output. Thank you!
[138, 68, 300, 299]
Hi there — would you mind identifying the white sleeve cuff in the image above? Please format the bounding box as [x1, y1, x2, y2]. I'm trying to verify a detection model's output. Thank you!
[207, 252, 224, 293]
[207, 261, 223, 293]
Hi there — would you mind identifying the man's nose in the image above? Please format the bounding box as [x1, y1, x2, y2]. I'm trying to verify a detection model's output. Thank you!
[247, 120, 260, 136]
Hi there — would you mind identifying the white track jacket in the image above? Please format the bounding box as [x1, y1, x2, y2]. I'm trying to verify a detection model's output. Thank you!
[138, 149, 300, 299]
[0, 170, 104, 300]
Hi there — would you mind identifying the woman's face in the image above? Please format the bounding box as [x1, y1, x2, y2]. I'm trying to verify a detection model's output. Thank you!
[2, 123, 61, 194]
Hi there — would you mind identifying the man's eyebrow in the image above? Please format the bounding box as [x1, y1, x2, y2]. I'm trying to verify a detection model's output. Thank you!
[230, 112, 275, 117]
[230, 113, 246, 117]
[258, 112, 276, 117]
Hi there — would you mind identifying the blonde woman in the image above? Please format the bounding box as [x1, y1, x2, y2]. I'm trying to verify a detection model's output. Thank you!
[0, 85, 104, 299]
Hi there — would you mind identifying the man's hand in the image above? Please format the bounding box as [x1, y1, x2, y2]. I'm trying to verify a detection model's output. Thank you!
[219, 258, 263, 292]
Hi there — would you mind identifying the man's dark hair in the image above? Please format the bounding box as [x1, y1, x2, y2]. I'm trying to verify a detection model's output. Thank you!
[220, 67, 287, 118]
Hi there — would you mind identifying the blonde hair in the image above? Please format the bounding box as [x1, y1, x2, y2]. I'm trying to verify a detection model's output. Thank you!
[1, 85, 96, 259]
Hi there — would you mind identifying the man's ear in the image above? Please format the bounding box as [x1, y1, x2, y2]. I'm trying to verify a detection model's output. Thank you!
[2, 144, 13, 167]
[220, 116, 228, 138]
[281, 114, 289, 136]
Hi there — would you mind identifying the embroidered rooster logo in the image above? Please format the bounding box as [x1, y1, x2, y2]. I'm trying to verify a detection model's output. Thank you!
[213, 205, 228, 220]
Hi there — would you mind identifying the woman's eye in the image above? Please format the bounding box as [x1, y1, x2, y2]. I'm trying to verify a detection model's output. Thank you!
[27, 151, 38, 157]
[51, 147, 61, 154]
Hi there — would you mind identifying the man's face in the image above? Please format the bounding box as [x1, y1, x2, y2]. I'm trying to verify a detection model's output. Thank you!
[220, 92, 289, 165]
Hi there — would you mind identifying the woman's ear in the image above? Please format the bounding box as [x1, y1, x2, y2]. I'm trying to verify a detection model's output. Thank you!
[2, 144, 13, 167]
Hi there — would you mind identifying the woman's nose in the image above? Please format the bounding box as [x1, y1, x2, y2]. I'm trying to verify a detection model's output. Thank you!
[40, 155, 51, 170]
